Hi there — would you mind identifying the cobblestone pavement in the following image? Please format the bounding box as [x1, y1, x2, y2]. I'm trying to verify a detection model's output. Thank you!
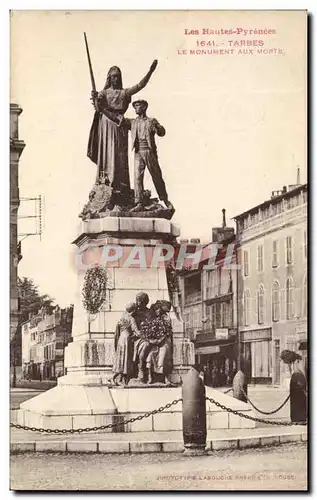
[10, 442, 307, 491]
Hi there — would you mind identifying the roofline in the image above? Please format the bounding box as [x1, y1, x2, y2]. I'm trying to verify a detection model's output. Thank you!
[233, 183, 307, 221]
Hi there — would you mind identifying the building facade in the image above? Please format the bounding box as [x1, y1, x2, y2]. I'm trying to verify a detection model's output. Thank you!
[235, 181, 307, 385]
[10, 104, 25, 340]
[179, 211, 238, 386]
[21, 306, 73, 381]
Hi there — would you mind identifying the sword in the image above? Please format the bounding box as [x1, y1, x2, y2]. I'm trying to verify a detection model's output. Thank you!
[84, 32, 96, 94]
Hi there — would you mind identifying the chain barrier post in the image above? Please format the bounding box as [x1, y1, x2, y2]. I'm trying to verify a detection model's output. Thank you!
[182, 367, 206, 456]
[232, 369, 248, 402]
[290, 369, 307, 424]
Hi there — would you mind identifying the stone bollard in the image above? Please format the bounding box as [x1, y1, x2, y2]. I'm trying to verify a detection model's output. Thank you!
[290, 370, 307, 424]
[232, 370, 248, 403]
[182, 367, 207, 455]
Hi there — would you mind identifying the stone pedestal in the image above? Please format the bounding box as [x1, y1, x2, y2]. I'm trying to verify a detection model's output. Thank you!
[17, 386, 255, 432]
[17, 217, 255, 432]
[17, 217, 195, 429]
[64, 216, 195, 385]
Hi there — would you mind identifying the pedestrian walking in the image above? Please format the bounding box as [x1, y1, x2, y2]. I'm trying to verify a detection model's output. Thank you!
[290, 360, 307, 423]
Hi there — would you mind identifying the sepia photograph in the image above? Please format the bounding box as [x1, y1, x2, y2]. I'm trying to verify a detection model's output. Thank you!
[9, 9, 307, 491]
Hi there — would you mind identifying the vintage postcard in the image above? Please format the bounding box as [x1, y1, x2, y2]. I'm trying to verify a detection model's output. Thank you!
[10, 10, 307, 491]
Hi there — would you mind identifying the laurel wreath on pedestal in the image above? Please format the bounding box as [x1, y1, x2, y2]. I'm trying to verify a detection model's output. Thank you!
[82, 266, 108, 315]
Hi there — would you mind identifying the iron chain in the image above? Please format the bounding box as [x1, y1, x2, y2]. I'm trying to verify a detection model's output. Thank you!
[10, 398, 182, 434]
[242, 390, 291, 415]
[205, 396, 307, 426]
[10, 394, 307, 434]
[224, 388, 233, 394]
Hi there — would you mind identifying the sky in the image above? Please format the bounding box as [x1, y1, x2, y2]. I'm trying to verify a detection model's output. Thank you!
[10, 10, 307, 306]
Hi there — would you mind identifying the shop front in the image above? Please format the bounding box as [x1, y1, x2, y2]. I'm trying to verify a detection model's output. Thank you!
[240, 327, 272, 384]
[195, 330, 237, 387]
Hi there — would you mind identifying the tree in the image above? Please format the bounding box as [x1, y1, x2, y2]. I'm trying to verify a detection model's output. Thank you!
[18, 277, 55, 323]
[280, 349, 302, 376]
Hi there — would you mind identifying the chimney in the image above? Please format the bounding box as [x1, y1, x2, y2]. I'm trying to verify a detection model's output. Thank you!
[296, 167, 300, 185]
[222, 208, 227, 228]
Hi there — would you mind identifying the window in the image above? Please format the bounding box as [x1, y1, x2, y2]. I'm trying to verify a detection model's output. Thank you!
[251, 340, 272, 378]
[221, 302, 227, 327]
[210, 270, 218, 298]
[205, 305, 212, 327]
[227, 302, 233, 326]
[264, 206, 270, 219]
[215, 303, 221, 328]
[211, 304, 216, 328]
[220, 269, 230, 296]
[243, 250, 249, 277]
[206, 271, 212, 299]
[184, 274, 202, 305]
[217, 267, 221, 295]
[220, 301, 232, 327]
[302, 276, 307, 318]
[252, 212, 258, 225]
[272, 240, 279, 268]
[244, 289, 251, 326]
[193, 306, 201, 329]
[257, 285, 265, 324]
[304, 230, 307, 259]
[184, 312, 190, 333]
[272, 281, 280, 322]
[286, 278, 294, 319]
[286, 236, 293, 264]
[257, 244, 264, 272]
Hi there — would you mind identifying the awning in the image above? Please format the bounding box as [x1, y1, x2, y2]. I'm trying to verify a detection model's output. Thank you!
[196, 345, 220, 355]
[196, 341, 236, 355]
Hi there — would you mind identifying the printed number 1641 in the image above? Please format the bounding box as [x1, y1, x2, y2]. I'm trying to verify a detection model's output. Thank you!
[196, 40, 216, 47]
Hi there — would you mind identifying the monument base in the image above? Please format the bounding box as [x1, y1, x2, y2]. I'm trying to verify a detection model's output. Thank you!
[16, 385, 256, 432]
[16, 216, 255, 433]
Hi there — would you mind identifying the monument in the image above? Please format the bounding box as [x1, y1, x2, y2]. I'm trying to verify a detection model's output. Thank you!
[17, 35, 254, 432]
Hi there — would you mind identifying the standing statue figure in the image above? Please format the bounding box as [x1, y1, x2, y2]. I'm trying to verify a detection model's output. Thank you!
[87, 61, 158, 199]
[133, 292, 152, 382]
[126, 100, 174, 212]
[112, 302, 141, 386]
[146, 300, 173, 385]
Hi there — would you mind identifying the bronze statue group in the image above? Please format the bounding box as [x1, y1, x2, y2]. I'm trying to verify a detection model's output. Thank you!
[112, 292, 173, 386]
[87, 62, 174, 213]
